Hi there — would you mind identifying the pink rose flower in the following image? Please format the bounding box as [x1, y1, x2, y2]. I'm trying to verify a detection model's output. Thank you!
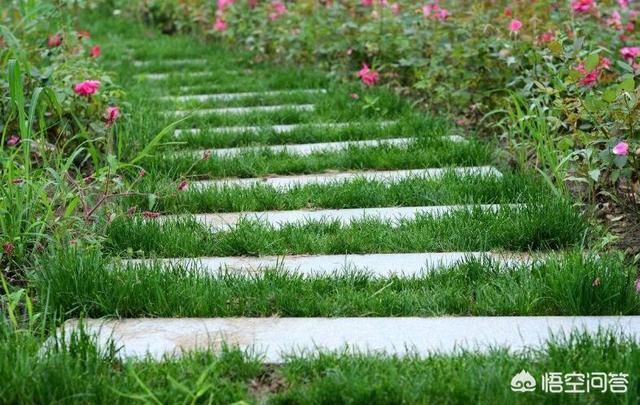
[619, 0, 630, 8]
[599, 57, 611, 70]
[272, 1, 286, 14]
[217, 0, 234, 11]
[73, 80, 100, 96]
[571, 0, 596, 13]
[612, 141, 629, 155]
[608, 11, 623, 30]
[357, 64, 379, 86]
[436, 8, 449, 20]
[509, 19, 523, 33]
[575, 63, 598, 86]
[538, 32, 555, 43]
[574, 56, 610, 86]
[90, 45, 101, 58]
[48, 34, 62, 48]
[105, 106, 120, 127]
[390, 3, 400, 14]
[6, 135, 20, 146]
[621, 46, 640, 61]
[361, 0, 373, 6]
[214, 17, 228, 32]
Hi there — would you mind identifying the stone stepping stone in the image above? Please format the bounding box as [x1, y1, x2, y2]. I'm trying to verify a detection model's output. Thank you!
[173, 121, 398, 137]
[59, 316, 640, 362]
[190, 167, 502, 190]
[158, 204, 524, 231]
[165, 104, 316, 117]
[159, 89, 327, 102]
[176, 137, 461, 159]
[135, 71, 215, 81]
[124, 251, 537, 277]
[133, 58, 207, 67]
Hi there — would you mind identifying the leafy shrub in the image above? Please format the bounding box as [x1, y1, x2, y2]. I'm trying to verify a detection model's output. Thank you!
[0, 2, 125, 277]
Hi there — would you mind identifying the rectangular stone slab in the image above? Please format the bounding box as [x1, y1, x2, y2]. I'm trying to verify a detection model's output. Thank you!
[173, 120, 398, 136]
[133, 58, 207, 67]
[59, 316, 640, 362]
[124, 251, 537, 277]
[135, 71, 214, 81]
[176, 136, 462, 159]
[165, 104, 316, 117]
[189, 167, 502, 190]
[159, 89, 327, 102]
[158, 204, 524, 231]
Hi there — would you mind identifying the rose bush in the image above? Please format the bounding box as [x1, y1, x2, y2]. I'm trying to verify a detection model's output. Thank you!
[114, 0, 640, 200]
[1, 1, 123, 158]
[1, 1, 124, 275]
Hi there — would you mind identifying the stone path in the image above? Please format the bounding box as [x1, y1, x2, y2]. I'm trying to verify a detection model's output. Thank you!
[63, 48, 640, 363]
[172, 120, 399, 136]
[62, 317, 640, 363]
[160, 204, 525, 231]
[125, 252, 537, 277]
[174, 137, 452, 158]
[190, 166, 502, 190]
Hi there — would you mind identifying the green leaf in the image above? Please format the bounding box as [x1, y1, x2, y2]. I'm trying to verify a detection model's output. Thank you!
[613, 155, 628, 168]
[618, 75, 635, 92]
[602, 88, 618, 103]
[63, 197, 81, 219]
[567, 69, 582, 82]
[547, 41, 562, 55]
[583, 94, 606, 112]
[584, 53, 600, 71]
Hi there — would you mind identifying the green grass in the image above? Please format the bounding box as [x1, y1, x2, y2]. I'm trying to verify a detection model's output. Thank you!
[105, 199, 586, 258]
[34, 251, 640, 318]
[148, 139, 493, 179]
[2, 323, 638, 404]
[163, 90, 329, 109]
[125, 172, 545, 214]
[162, 89, 414, 128]
[170, 115, 448, 149]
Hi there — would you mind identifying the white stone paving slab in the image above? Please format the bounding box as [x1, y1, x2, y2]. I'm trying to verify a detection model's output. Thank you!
[190, 167, 502, 190]
[165, 104, 315, 117]
[175, 136, 463, 159]
[133, 58, 207, 67]
[124, 252, 537, 277]
[158, 204, 525, 231]
[177, 137, 414, 159]
[135, 71, 214, 81]
[59, 316, 640, 362]
[173, 120, 398, 137]
[160, 89, 327, 102]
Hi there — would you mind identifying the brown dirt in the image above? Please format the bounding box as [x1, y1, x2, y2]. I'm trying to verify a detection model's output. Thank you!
[248, 364, 288, 404]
